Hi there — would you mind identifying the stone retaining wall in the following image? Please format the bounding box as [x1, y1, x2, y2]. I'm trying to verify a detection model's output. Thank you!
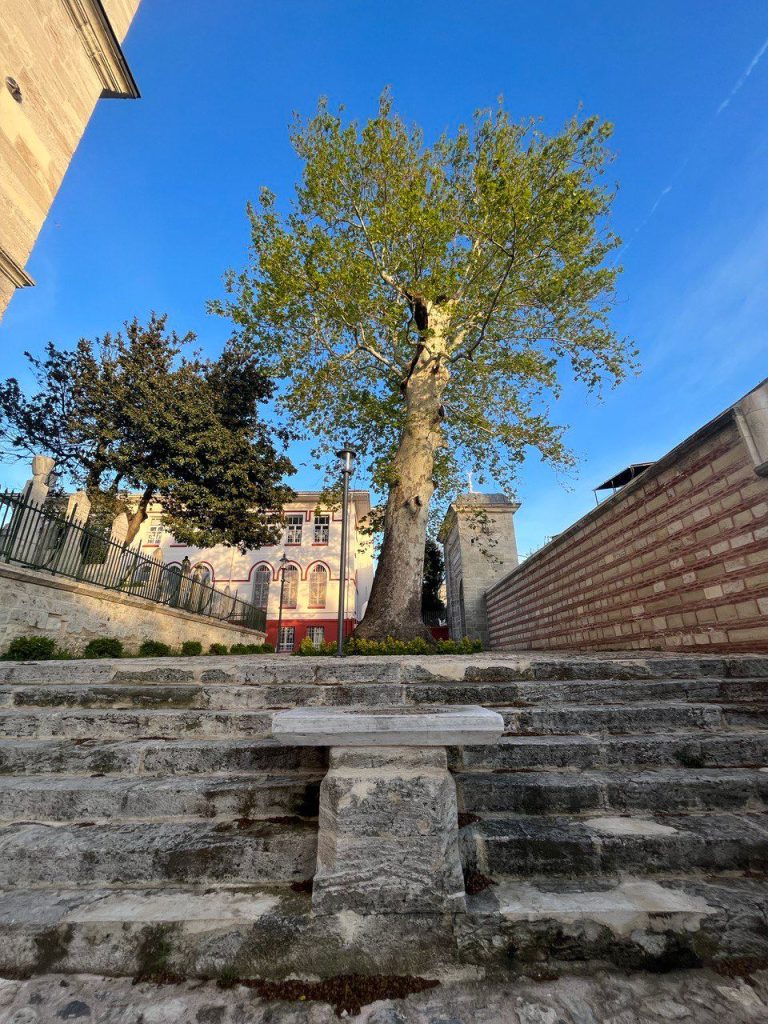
[0, 563, 265, 655]
[486, 380, 768, 653]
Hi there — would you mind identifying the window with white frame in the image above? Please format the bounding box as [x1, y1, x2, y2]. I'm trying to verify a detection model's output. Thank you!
[308, 564, 328, 607]
[146, 519, 164, 545]
[285, 513, 303, 545]
[313, 513, 330, 544]
[282, 565, 298, 608]
[306, 626, 325, 649]
[252, 565, 271, 609]
[278, 626, 295, 653]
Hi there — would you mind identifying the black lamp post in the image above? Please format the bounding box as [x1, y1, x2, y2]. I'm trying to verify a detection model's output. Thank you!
[276, 551, 289, 654]
[335, 446, 356, 656]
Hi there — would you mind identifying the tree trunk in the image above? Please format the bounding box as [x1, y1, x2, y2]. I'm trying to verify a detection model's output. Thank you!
[125, 485, 154, 545]
[356, 303, 450, 641]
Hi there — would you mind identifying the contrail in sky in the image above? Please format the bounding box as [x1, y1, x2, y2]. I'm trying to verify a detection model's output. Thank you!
[620, 34, 768, 255]
[717, 35, 768, 115]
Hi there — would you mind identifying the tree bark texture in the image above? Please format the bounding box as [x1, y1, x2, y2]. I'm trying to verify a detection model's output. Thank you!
[356, 302, 450, 641]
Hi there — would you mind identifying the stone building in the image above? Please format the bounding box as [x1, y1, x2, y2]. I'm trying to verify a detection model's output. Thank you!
[137, 491, 375, 652]
[439, 492, 520, 645]
[0, 0, 141, 318]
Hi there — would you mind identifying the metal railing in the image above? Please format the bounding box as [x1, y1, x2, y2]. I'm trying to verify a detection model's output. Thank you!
[0, 490, 266, 633]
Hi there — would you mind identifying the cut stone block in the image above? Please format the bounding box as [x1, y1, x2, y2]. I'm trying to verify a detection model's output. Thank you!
[272, 704, 504, 746]
[312, 746, 466, 915]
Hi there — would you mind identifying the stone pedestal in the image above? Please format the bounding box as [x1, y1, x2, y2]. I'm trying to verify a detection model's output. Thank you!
[313, 745, 466, 915]
[272, 705, 504, 917]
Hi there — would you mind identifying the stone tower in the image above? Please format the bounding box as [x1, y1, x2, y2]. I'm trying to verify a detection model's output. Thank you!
[0, 0, 141, 319]
[438, 492, 520, 645]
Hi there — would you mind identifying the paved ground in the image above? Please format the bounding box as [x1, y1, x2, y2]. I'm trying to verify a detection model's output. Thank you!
[1, 970, 767, 1024]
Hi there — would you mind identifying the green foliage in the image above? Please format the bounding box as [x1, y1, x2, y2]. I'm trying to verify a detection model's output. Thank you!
[138, 639, 172, 658]
[0, 314, 295, 549]
[230, 642, 275, 655]
[296, 635, 483, 656]
[422, 537, 446, 620]
[212, 91, 635, 507]
[180, 640, 203, 657]
[3, 635, 59, 661]
[83, 638, 124, 659]
[208, 643, 229, 655]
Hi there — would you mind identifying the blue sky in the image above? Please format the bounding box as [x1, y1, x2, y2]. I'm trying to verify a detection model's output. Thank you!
[1, 0, 767, 557]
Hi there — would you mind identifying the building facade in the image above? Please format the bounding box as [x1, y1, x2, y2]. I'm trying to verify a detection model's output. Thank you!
[439, 492, 520, 646]
[136, 491, 375, 652]
[0, 0, 141, 319]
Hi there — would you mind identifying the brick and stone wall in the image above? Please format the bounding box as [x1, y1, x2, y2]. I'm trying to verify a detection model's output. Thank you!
[0, 563, 265, 655]
[486, 380, 768, 653]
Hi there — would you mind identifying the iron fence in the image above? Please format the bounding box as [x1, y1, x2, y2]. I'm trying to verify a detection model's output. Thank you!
[0, 489, 266, 633]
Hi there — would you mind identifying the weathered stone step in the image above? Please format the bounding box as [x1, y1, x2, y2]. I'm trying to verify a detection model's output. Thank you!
[3, 678, 765, 711]
[0, 683, 405, 710]
[457, 768, 768, 814]
[1, 652, 767, 689]
[0, 709, 273, 741]
[0, 819, 316, 886]
[0, 738, 327, 776]
[0, 773, 321, 823]
[453, 730, 768, 771]
[462, 811, 768, 878]
[500, 702, 727, 734]
[406, 678, 768, 706]
[0, 877, 765, 980]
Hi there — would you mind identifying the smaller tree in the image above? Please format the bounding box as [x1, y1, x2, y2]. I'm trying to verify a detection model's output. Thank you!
[0, 314, 294, 547]
[422, 537, 446, 623]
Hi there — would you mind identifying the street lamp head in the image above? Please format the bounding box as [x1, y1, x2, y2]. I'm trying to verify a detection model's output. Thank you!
[279, 552, 289, 565]
[335, 446, 356, 474]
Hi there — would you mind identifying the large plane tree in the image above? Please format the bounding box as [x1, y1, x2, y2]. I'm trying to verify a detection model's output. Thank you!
[213, 93, 635, 639]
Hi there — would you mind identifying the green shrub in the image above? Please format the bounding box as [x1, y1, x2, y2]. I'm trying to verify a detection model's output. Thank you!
[229, 643, 248, 655]
[180, 640, 203, 657]
[260, 642, 275, 653]
[3, 635, 58, 661]
[83, 638, 124, 659]
[209, 643, 229, 656]
[138, 639, 172, 657]
[336, 635, 483, 657]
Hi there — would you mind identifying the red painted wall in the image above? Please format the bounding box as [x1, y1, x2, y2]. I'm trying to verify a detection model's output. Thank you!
[265, 617, 356, 650]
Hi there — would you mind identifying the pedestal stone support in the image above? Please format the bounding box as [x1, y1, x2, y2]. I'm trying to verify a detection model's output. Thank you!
[272, 705, 504, 917]
[314, 745, 465, 915]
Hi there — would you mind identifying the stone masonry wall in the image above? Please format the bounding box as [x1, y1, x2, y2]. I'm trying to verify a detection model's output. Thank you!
[486, 392, 768, 653]
[0, 563, 265, 655]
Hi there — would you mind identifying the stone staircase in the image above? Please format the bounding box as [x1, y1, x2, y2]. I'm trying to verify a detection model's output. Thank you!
[0, 653, 766, 981]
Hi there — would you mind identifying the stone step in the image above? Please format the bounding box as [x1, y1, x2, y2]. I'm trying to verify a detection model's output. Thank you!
[405, 678, 768, 706]
[0, 819, 317, 886]
[457, 768, 768, 814]
[462, 811, 768, 878]
[453, 730, 768, 771]
[1, 653, 767, 689]
[0, 738, 328, 776]
[0, 709, 274, 741]
[500, 702, 729, 734]
[3, 678, 766, 711]
[0, 773, 321, 823]
[0, 682, 406, 710]
[0, 877, 765, 980]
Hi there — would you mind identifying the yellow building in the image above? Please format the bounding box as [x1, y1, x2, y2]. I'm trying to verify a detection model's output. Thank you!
[0, 0, 141, 318]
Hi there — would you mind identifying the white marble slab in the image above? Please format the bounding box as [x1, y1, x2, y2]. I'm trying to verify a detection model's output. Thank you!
[272, 705, 504, 746]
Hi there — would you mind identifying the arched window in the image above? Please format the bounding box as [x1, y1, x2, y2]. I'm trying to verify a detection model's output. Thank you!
[252, 565, 271, 610]
[282, 565, 298, 609]
[193, 565, 211, 586]
[309, 564, 328, 607]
